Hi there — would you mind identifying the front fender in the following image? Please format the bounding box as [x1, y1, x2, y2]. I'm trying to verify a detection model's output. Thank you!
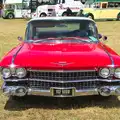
[6, 10, 14, 16]
[117, 12, 120, 19]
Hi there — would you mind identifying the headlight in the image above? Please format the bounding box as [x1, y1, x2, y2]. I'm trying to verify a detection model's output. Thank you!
[16, 68, 27, 78]
[99, 68, 110, 78]
[2, 68, 11, 78]
[114, 68, 120, 78]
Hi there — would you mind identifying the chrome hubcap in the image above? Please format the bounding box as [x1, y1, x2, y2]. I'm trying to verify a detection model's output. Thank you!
[9, 14, 13, 19]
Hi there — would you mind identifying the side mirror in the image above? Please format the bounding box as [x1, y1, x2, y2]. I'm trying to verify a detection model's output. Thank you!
[98, 34, 102, 39]
[18, 36, 23, 41]
[103, 36, 107, 41]
[98, 34, 108, 41]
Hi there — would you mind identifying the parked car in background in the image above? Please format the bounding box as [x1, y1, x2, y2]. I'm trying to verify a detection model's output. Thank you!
[32, 0, 84, 18]
[84, 0, 120, 20]
[2, 0, 23, 19]
[22, 0, 40, 19]
[1, 17, 120, 98]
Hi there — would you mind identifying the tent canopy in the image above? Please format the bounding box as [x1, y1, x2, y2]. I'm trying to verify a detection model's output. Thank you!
[86, 0, 120, 4]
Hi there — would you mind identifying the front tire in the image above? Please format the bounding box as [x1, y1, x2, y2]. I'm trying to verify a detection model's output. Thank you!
[40, 13, 47, 17]
[117, 14, 120, 21]
[87, 14, 94, 20]
[62, 12, 68, 16]
[7, 13, 14, 19]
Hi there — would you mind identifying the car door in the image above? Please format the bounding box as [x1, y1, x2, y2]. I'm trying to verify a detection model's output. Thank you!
[106, 2, 120, 19]
[14, 4, 22, 18]
[99, 2, 119, 19]
[84, 2, 101, 20]
[99, 2, 110, 19]
[92, 7, 101, 19]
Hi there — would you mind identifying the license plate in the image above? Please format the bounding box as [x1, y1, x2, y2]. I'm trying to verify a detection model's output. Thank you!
[51, 88, 74, 96]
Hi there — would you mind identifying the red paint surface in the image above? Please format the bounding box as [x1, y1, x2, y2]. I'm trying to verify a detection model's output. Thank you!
[1, 41, 120, 70]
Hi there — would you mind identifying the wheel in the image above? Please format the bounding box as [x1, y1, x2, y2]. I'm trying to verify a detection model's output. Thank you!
[7, 13, 14, 19]
[62, 12, 67, 16]
[117, 14, 120, 21]
[88, 14, 94, 20]
[40, 13, 47, 17]
[2, 16, 6, 19]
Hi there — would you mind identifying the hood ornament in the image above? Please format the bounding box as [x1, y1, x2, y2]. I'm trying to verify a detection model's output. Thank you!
[51, 61, 74, 66]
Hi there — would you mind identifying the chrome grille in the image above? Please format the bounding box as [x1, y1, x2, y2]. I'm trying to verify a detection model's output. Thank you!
[29, 70, 98, 81]
[29, 81, 99, 90]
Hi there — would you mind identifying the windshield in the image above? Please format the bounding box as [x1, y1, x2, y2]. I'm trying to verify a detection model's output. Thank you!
[26, 20, 98, 43]
[4, 4, 15, 9]
[85, 0, 95, 5]
[40, 0, 59, 5]
[22, 0, 58, 9]
[22, 2, 29, 9]
[84, 0, 96, 8]
[22, 0, 58, 10]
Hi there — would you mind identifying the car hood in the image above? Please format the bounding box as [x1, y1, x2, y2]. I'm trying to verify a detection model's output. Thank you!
[10, 42, 113, 70]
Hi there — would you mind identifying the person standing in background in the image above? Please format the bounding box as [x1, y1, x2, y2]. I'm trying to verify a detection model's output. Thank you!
[0, 5, 1, 17]
[0, 4, 3, 18]
[66, 7, 73, 16]
[0, 8, 1, 17]
[76, 9, 85, 17]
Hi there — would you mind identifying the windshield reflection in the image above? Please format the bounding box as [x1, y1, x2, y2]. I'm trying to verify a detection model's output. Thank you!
[26, 20, 98, 43]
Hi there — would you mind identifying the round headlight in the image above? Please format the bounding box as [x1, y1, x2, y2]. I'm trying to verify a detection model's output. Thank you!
[99, 68, 110, 78]
[16, 68, 26, 78]
[2, 68, 11, 78]
[114, 68, 120, 78]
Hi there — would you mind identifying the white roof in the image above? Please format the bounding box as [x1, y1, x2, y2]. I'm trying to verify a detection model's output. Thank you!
[29, 17, 95, 23]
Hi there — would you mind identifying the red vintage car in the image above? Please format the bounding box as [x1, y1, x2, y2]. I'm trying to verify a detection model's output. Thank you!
[1, 17, 120, 98]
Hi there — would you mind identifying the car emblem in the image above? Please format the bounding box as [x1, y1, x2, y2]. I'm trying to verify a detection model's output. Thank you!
[51, 61, 74, 66]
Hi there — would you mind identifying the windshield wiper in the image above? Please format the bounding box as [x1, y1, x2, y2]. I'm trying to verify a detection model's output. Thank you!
[29, 38, 59, 43]
[29, 37, 93, 43]
[31, 39, 48, 43]
[62, 37, 92, 43]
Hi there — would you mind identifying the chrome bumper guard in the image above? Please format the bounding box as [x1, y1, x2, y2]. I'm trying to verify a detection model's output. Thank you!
[2, 83, 120, 97]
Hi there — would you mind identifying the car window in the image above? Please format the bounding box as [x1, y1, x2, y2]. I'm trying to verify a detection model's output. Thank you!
[27, 20, 98, 43]
[5, 4, 15, 9]
[101, 3, 108, 8]
[16, 4, 22, 9]
[108, 2, 120, 8]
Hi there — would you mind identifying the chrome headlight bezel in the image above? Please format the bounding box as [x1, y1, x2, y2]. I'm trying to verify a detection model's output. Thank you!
[114, 68, 120, 78]
[16, 68, 27, 78]
[99, 68, 110, 78]
[2, 68, 11, 79]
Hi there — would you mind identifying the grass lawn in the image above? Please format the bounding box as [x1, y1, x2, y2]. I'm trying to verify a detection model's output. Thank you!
[0, 19, 120, 120]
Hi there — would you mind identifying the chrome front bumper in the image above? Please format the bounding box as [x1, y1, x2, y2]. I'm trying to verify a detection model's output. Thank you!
[2, 83, 120, 97]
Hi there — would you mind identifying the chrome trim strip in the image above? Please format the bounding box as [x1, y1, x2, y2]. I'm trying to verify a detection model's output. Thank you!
[27, 88, 99, 97]
[28, 89, 99, 97]
[27, 69, 96, 72]
[29, 79, 97, 83]
[3, 78, 120, 83]
[50, 87, 75, 89]
[3, 78, 28, 82]
[29, 79, 120, 83]
[2, 84, 120, 97]
[11, 45, 24, 65]
[100, 44, 114, 67]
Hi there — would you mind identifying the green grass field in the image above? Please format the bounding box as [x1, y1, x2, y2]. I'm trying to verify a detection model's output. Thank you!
[0, 19, 120, 120]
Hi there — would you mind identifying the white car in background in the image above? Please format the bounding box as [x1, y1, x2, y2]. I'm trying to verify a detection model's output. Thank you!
[24, 0, 84, 19]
